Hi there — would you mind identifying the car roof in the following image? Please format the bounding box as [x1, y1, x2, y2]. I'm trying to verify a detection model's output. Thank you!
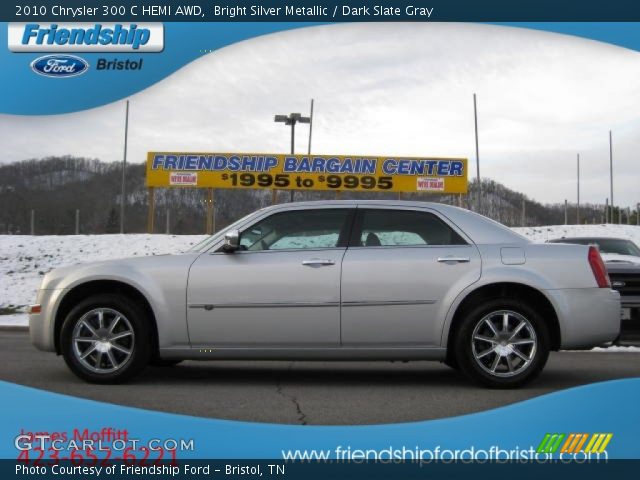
[260, 200, 528, 245]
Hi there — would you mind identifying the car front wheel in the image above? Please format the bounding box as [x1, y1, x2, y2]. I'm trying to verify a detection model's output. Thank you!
[60, 294, 151, 383]
[454, 298, 550, 389]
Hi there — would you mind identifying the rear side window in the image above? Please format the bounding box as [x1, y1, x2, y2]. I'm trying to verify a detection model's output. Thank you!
[353, 209, 467, 247]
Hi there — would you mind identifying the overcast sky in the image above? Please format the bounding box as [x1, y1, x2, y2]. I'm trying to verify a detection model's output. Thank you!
[2, 23, 640, 207]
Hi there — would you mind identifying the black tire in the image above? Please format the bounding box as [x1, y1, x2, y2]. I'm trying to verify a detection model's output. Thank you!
[60, 294, 152, 384]
[150, 358, 183, 367]
[453, 298, 550, 389]
[443, 356, 459, 370]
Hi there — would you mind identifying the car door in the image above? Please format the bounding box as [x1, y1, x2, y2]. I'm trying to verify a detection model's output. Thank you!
[187, 207, 354, 348]
[340, 207, 481, 347]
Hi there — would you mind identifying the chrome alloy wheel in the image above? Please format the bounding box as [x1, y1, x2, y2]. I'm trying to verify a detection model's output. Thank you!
[471, 310, 537, 378]
[72, 308, 135, 374]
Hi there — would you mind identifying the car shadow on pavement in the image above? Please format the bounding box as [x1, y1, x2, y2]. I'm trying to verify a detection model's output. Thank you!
[136, 360, 487, 389]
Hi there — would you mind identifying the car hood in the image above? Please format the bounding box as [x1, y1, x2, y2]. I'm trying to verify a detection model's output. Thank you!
[602, 253, 640, 266]
[40, 252, 200, 290]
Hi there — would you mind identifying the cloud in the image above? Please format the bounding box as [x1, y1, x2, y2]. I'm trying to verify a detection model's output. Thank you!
[1, 23, 639, 207]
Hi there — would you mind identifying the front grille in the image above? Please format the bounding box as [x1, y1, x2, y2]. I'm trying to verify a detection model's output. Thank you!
[609, 273, 640, 296]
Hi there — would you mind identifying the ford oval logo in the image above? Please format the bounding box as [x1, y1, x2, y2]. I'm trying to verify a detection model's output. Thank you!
[30, 55, 89, 78]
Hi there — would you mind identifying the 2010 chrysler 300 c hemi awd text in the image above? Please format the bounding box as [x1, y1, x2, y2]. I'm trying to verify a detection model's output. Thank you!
[29, 201, 620, 388]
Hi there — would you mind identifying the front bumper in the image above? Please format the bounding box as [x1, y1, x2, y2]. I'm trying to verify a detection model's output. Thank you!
[620, 299, 640, 343]
[29, 288, 66, 352]
[544, 288, 621, 350]
[620, 295, 640, 309]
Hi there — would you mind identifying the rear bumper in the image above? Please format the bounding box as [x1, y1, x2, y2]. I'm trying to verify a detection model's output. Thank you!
[544, 288, 621, 349]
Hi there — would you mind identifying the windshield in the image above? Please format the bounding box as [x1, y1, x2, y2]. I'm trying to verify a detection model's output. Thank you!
[594, 239, 640, 256]
[186, 210, 262, 253]
[551, 238, 640, 256]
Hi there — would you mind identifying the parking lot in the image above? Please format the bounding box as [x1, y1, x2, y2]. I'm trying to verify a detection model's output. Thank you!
[1, 329, 639, 425]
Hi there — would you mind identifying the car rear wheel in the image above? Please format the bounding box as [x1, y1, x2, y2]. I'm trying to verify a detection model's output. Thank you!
[60, 294, 151, 383]
[454, 298, 550, 388]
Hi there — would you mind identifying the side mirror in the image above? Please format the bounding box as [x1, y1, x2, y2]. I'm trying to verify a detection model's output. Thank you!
[222, 229, 240, 253]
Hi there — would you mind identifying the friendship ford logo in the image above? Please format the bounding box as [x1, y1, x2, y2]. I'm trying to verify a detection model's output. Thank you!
[30, 55, 89, 78]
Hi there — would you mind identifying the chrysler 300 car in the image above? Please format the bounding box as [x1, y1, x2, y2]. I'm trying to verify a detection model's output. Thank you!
[29, 201, 620, 388]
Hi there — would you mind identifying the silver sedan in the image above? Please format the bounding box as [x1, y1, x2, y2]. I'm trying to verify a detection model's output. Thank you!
[29, 201, 620, 388]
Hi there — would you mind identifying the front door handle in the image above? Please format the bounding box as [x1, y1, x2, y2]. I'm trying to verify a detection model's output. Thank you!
[302, 259, 335, 267]
[437, 257, 470, 263]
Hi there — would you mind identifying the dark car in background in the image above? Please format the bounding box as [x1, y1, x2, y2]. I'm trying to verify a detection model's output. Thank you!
[548, 237, 640, 343]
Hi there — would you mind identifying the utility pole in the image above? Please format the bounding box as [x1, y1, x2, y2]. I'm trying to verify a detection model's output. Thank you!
[166, 209, 170, 234]
[30, 209, 35, 235]
[609, 130, 613, 225]
[473, 93, 482, 214]
[576, 153, 580, 224]
[605, 198, 609, 223]
[564, 199, 568, 225]
[75, 209, 80, 235]
[521, 197, 526, 227]
[120, 100, 130, 234]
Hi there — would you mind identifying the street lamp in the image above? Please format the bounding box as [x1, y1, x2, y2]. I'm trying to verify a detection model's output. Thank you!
[274, 112, 311, 202]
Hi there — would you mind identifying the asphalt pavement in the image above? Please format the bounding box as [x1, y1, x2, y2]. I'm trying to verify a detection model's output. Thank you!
[1, 330, 639, 425]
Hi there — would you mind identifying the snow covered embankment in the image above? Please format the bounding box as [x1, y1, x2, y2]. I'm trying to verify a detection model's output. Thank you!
[0, 234, 206, 326]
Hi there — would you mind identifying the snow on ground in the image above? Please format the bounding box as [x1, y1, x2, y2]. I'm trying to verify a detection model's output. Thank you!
[0, 234, 206, 324]
[591, 345, 640, 352]
[513, 223, 640, 245]
[0, 313, 30, 326]
[1, 224, 640, 354]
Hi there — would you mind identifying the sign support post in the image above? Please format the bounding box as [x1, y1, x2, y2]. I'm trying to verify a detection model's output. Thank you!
[147, 187, 155, 233]
[206, 188, 215, 234]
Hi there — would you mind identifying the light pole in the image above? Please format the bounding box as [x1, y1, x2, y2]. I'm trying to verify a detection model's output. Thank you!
[576, 153, 580, 224]
[120, 100, 130, 234]
[473, 93, 482, 214]
[274, 112, 311, 202]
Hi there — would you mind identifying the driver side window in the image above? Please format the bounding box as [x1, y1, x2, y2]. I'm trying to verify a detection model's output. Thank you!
[239, 209, 351, 251]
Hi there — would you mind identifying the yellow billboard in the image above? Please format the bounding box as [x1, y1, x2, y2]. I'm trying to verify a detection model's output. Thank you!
[146, 152, 468, 194]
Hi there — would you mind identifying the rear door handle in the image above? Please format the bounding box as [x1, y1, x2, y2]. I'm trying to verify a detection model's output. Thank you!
[302, 259, 335, 267]
[437, 257, 470, 263]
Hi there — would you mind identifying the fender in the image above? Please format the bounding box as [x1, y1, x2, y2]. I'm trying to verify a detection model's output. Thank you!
[49, 254, 199, 349]
[440, 264, 560, 348]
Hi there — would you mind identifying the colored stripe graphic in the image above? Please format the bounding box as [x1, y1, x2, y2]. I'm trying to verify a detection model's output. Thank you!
[537, 433, 566, 454]
[585, 433, 613, 454]
[539, 433, 613, 454]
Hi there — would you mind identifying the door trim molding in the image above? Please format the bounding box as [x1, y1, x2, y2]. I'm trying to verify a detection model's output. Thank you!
[342, 300, 436, 307]
[189, 301, 340, 309]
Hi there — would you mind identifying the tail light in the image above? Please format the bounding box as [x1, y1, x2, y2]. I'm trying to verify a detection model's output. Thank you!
[588, 246, 611, 288]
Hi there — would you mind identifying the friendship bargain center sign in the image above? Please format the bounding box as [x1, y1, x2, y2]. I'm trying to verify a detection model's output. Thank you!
[146, 152, 468, 194]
